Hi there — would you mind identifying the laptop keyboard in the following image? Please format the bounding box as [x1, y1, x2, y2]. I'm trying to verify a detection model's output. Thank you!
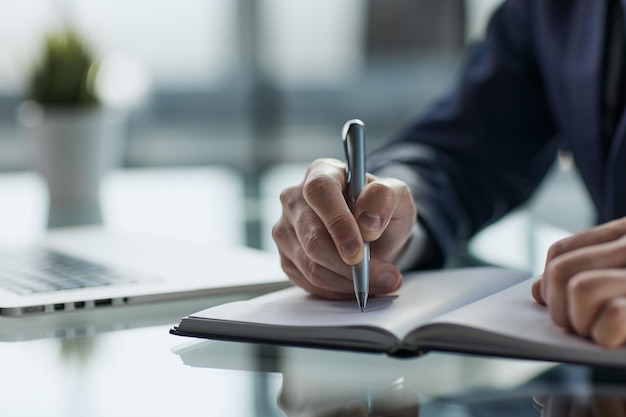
[0, 249, 150, 295]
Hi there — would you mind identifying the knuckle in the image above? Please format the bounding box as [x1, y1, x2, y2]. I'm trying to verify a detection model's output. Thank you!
[311, 157, 341, 168]
[303, 175, 336, 204]
[302, 227, 332, 258]
[271, 221, 289, 244]
[546, 239, 568, 261]
[279, 186, 301, 213]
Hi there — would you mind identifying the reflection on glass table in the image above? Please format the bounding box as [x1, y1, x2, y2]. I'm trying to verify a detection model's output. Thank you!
[175, 339, 626, 417]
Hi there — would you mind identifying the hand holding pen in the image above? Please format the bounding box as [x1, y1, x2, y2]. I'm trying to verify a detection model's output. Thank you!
[272, 122, 417, 303]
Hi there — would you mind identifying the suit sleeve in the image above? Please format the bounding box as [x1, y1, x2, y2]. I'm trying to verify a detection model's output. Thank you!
[368, 0, 559, 268]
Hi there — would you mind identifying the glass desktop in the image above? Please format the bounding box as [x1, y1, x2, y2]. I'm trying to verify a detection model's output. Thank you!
[1, 307, 623, 417]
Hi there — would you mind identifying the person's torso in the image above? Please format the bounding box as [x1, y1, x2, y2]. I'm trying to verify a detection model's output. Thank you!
[527, 0, 626, 221]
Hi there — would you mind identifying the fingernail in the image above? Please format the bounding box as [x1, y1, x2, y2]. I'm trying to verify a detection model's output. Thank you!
[340, 239, 360, 260]
[358, 211, 382, 232]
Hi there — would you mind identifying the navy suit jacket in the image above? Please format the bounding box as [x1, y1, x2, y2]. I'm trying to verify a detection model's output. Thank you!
[369, 0, 626, 264]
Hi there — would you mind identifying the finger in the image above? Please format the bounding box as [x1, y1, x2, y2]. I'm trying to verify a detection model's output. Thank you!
[279, 255, 353, 300]
[274, 216, 401, 296]
[278, 199, 354, 275]
[542, 237, 626, 329]
[545, 218, 626, 265]
[280, 255, 402, 299]
[368, 259, 403, 293]
[302, 159, 364, 265]
[590, 297, 626, 348]
[272, 213, 352, 286]
[293, 254, 401, 296]
[567, 271, 626, 337]
[354, 177, 416, 244]
[531, 278, 546, 306]
[356, 178, 417, 265]
[274, 196, 402, 298]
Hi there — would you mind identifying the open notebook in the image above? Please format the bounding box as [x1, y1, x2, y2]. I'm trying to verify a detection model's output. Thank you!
[0, 226, 289, 318]
[171, 267, 626, 368]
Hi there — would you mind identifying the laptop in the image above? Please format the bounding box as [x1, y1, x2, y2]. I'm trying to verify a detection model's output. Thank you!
[0, 226, 290, 317]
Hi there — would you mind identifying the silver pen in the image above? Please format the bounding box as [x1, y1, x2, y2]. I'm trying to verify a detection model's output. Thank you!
[342, 119, 370, 312]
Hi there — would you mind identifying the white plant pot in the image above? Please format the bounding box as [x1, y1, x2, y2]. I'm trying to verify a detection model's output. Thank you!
[19, 104, 125, 228]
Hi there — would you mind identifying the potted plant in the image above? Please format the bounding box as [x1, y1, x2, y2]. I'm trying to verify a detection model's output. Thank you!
[29, 27, 99, 107]
[19, 26, 125, 228]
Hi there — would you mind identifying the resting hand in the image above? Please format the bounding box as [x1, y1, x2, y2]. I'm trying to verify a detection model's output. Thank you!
[532, 217, 626, 347]
[272, 158, 417, 300]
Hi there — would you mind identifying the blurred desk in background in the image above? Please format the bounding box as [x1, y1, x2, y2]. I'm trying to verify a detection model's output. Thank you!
[0, 167, 245, 246]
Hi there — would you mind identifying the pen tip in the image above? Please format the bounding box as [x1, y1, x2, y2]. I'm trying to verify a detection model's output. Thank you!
[356, 292, 368, 312]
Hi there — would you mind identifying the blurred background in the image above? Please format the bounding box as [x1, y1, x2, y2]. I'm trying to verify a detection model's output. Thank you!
[0, 0, 594, 274]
